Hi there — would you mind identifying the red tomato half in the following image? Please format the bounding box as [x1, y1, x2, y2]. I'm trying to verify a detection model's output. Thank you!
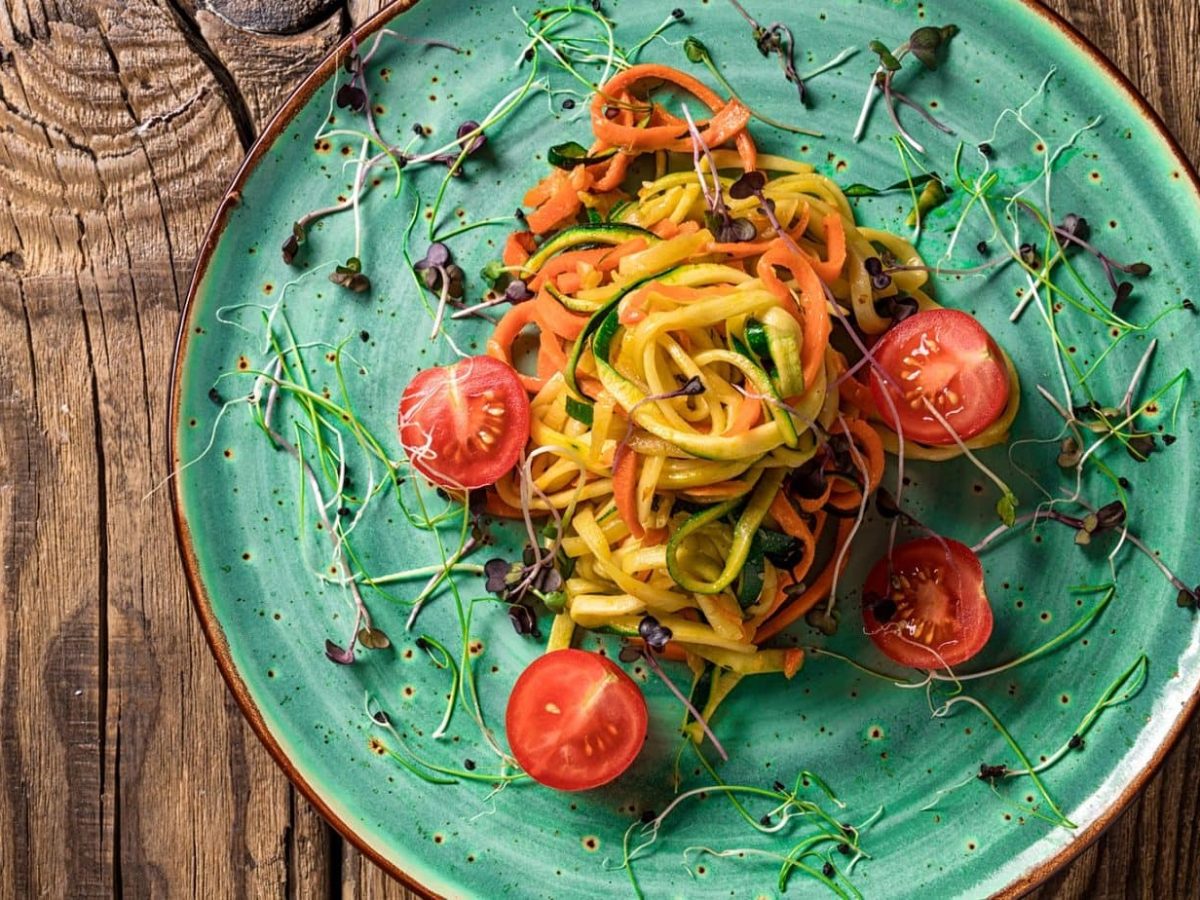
[861, 537, 993, 669]
[869, 309, 1010, 446]
[398, 355, 529, 489]
[506, 649, 648, 791]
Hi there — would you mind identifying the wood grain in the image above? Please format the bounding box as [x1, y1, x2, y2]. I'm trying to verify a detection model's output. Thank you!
[0, 2, 1195, 899]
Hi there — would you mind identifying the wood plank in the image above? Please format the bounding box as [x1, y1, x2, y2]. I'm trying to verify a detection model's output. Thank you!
[0, 2, 312, 897]
[196, 7, 344, 132]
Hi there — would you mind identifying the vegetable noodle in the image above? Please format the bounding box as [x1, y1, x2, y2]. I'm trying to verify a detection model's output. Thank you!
[483, 64, 1018, 721]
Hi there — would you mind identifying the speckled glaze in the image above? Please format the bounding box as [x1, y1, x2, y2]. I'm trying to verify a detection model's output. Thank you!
[171, 1, 1200, 897]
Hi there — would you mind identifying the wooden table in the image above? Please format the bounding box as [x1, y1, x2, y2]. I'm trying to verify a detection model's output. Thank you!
[0, 1, 1196, 896]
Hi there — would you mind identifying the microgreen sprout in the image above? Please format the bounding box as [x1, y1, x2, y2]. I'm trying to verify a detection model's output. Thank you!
[413, 242, 467, 338]
[729, 169, 805, 254]
[428, 120, 487, 173]
[679, 105, 755, 243]
[329, 255, 371, 293]
[482, 546, 566, 637]
[727, 0, 808, 105]
[620, 744, 866, 896]
[1036, 205, 1154, 308]
[853, 24, 959, 152]
[682, 37, 821, 136]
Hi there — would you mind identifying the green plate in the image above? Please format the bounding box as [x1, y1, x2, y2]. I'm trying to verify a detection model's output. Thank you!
[171, 1, 1200, 896]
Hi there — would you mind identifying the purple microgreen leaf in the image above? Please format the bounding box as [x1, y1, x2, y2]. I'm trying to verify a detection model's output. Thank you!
[282, 222, 306, 265]
[336, 82, 368, 113]
[729, 170, 767, 200]
[330, 257, 371, 293]
[325, 639, 356, 665]
[423, 242, 451, 269]
[455, 120, 486, 154]
[874, 487, 901, 519]
[715, 216, 757, 243]
[1094, 501, 1126, 531]
[282, 234, 300, 265]
[508, 603, 539, 637]
[618, 644, 642, 664]
[484, 558, 512, 594]
[1126, 433, 1157, 462]
[504, 278, 533, 302]
[637, 614, 673, 652]
[537, 567, 564, 594]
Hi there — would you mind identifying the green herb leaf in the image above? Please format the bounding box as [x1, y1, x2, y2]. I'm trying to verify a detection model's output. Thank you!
[480, 259, 507, 288]
[868, 39, 902, 71]
[684, 36, 709, 64]
[996, 491, 1018, 527]
[905, 176, 949, 227]
[844, 173, 938, 197]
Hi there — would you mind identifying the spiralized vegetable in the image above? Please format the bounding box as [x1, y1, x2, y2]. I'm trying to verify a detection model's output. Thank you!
[486, 64, 1018, 723]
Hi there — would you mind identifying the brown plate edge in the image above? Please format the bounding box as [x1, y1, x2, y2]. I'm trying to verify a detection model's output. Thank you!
[164, 2, 1200, 899]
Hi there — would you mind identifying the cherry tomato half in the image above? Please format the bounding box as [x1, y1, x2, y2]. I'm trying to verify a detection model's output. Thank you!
[861, 537, 993, 669]
[398, 355, 530, 490]
[505, 649, 648, 791]
[869, 309, 1010, 446]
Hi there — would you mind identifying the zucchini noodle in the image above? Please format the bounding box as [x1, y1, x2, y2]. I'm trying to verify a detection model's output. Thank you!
[483, 63, 1019, 726]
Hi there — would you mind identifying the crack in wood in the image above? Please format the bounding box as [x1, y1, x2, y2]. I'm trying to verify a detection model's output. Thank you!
[161, 0, 257, 150]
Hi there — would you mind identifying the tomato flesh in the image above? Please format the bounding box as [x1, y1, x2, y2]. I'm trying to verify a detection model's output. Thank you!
[861, 537, 993, 669]
[506, 649, 648, 791]
[869, 309, 1010, 446]
[398, 355, 529, 489]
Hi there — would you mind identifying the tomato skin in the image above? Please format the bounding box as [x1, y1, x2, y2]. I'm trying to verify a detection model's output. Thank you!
[869, 309, 1010, 446]
[397, 355, 529, 490]
[861, 537, 993, 669]
[506, 649, 648, 791]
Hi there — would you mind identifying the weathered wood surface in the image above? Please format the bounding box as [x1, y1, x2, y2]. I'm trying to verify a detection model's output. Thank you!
[0, 1, 1195, 897]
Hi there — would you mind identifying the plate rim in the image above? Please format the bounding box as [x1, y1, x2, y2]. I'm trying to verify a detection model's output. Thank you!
[167, 2, 1200, 897]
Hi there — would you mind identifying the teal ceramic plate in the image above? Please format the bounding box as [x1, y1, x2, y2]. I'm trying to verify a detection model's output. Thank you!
[171, 1, 1200, 896]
